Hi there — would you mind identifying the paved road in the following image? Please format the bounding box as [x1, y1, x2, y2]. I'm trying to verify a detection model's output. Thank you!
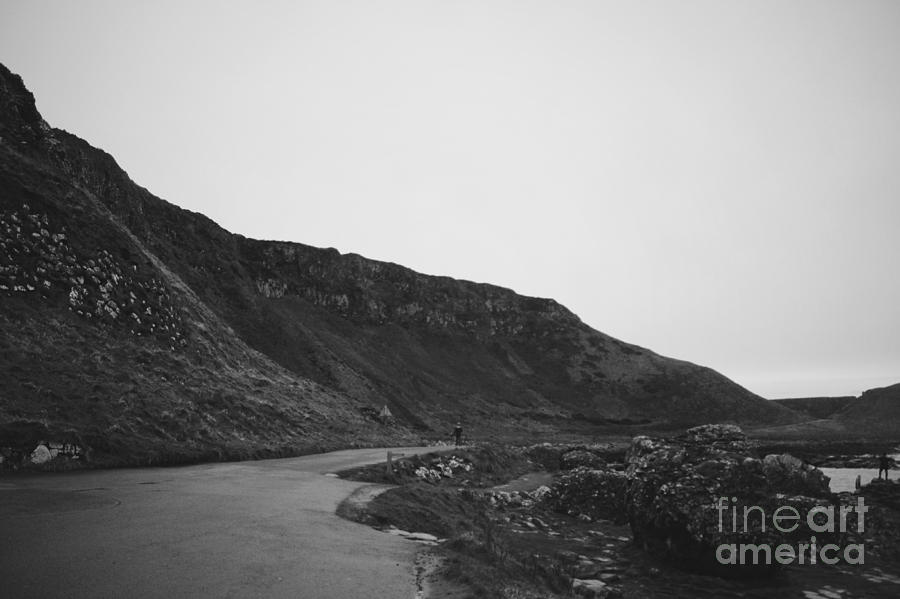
[0, 446, 447, 598]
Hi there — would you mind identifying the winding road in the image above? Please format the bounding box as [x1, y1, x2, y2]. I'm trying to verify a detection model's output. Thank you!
[0, 446, 447, 598]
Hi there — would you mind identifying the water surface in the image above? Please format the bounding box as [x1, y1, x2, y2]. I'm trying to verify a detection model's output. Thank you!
[820, 453, 899, 493]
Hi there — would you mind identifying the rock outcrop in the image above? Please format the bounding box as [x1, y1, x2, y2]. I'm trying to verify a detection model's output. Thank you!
[624, 425, 836, 577]
[860, 478, 900, 511]
[852, 479, 900, 563]
[559, 447, 610, 471]
[547, 467, 628, 524]
[761, 453, 831, 497]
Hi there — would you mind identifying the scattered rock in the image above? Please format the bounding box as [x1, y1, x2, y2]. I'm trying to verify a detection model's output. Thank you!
[531, 485, 551, 501]
[29, 443, 51, 464]
[384, 527, 442, 544]
[572, 578, 608, 598]
[0, 207, 187, 347]
[396, 454, 474, 484]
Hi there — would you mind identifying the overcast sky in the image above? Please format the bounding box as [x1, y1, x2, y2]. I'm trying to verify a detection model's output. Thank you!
[2, 1, 898, 399]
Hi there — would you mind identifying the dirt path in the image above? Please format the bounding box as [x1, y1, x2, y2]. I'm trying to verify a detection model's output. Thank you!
[0, 446, 447, 598]
[491, 470, 554, 493]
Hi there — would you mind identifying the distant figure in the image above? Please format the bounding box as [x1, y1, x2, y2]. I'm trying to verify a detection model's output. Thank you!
[453, 423, 463, 447]
[878, 453, 891, 480]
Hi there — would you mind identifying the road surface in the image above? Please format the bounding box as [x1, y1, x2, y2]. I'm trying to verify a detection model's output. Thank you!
[0, 446, 448, 598]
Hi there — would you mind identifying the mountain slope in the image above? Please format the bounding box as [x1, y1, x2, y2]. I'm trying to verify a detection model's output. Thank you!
[0, 64, 796, 465]
[835, 383, 900, 432]
[770, 396, 856, 420]
[0, 65, 418, 464]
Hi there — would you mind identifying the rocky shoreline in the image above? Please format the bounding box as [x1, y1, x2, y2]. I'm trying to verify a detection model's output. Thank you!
[338, 428, 900, 598]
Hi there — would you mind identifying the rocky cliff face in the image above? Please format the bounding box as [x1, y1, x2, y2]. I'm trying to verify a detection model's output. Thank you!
[0, 63, 797, 465]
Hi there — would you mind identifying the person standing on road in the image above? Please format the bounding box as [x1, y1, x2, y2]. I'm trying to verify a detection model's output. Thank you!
[878, 453, 891, 480]
[453, 422, 463, 447]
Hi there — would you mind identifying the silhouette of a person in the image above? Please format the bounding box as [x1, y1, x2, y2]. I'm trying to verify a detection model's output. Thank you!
[453, 423, 463, 447]
[878, 453, 891, 480]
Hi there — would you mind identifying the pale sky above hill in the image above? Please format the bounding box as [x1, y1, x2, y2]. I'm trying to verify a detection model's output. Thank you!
[2, 0, 898, 399]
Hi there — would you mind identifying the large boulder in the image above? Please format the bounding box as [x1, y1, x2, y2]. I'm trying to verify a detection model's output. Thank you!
[29, 443, 52, 465]
[624, 424, 837, 577]
[560, 448, 608, 471]
[761, 453, 830, 497]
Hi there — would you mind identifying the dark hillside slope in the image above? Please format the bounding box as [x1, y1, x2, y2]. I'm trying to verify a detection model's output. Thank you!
[836, 383, 900, 433]
[0, 65, 417, 465]
[770, 396, 856, 420]
[0, 63, 797, 464]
